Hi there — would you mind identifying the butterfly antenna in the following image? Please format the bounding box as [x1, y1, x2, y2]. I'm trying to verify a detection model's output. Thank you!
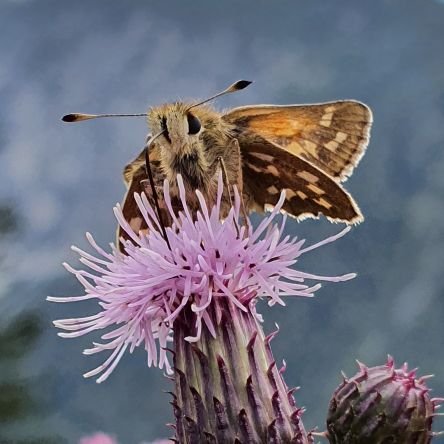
[61, 112, 148, 123]
[62, 80, 252, 121]
[187, 80, 253, 111]
[144, 131, 171, 250]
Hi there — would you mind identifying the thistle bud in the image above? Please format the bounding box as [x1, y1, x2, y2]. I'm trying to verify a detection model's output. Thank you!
[326, 356, 443, 444]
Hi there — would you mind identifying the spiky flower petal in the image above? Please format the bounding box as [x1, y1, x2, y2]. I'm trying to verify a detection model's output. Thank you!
[326, 356, 442, 443]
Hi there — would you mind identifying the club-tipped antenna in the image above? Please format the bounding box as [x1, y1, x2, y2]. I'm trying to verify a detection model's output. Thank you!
[62, 80, 252, 122]
[187, 79, 253, 111]
[61, 112, 148, 123]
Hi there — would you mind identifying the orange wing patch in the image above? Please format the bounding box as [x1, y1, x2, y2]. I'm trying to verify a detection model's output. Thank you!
[224, 101, 372, 182]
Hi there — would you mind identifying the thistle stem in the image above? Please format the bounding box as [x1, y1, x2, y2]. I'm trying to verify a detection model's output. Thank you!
[172, 299, 311, 443]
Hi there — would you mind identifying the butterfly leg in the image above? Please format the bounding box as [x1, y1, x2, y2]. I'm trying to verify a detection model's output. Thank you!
[218, 139, 250, 234]
[217, 154, 240, 237]
[227, 139, 250, 232]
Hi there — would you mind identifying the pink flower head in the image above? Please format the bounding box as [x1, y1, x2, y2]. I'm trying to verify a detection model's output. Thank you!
[48, 174, 355, 383]
[78, 432, 118, 444]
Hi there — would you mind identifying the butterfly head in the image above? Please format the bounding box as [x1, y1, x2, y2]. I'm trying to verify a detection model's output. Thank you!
[148, 103, 206, 157]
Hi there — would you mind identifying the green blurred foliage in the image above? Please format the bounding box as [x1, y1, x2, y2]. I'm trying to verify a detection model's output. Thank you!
[0, 314, 63, 443]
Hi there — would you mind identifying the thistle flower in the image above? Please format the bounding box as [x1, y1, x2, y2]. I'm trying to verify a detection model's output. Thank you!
[326, 356, 444, 443]
[48, 174, 355, 442]
[79, 432, 118, 444]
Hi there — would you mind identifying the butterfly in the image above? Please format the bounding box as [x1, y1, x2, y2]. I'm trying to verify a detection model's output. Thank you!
[62, 80, 372, 249]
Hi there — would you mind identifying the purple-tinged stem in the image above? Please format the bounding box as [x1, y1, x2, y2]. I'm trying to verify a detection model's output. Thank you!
[172, 298, 312, 443]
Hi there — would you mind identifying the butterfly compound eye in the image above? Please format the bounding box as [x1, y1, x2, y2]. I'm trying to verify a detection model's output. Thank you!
[160, 116, 171, 143]
[187, 112, 201, 135]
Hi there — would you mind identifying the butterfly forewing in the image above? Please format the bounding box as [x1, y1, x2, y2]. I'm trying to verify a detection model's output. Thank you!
[224, 101, 372, 182]
[241, 138, 363, 224]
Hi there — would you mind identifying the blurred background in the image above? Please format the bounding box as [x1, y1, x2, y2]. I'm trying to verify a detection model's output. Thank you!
[1, 0, 444, 442]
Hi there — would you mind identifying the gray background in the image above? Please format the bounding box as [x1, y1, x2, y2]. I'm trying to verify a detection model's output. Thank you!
[1, 0, 444, 442]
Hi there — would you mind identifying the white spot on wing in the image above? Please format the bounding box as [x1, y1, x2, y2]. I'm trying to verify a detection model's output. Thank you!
[297, 170, 319, 183]
[325, 131, 348, 152]
[320, 113, 333, 127]
[296, 190, 308, 200]
[335, 131, 348, 143]
[302, 140, 318, 156]
[325, 140, 339, 151]
[307, 183, 325, 195]
[266, 165, 279, 176]
[245, 162, 263, 173]
[320, 106, 336, 127]
[314, 197, 332, 209]
[250, 152, 274, 162]
[285, 188, 297, 199]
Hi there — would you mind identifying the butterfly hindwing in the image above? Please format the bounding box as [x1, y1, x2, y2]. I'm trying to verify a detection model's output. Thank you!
[119, 160, 148, 250]
[224, 101, 372, 182]
[240, 138, 363, 224]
